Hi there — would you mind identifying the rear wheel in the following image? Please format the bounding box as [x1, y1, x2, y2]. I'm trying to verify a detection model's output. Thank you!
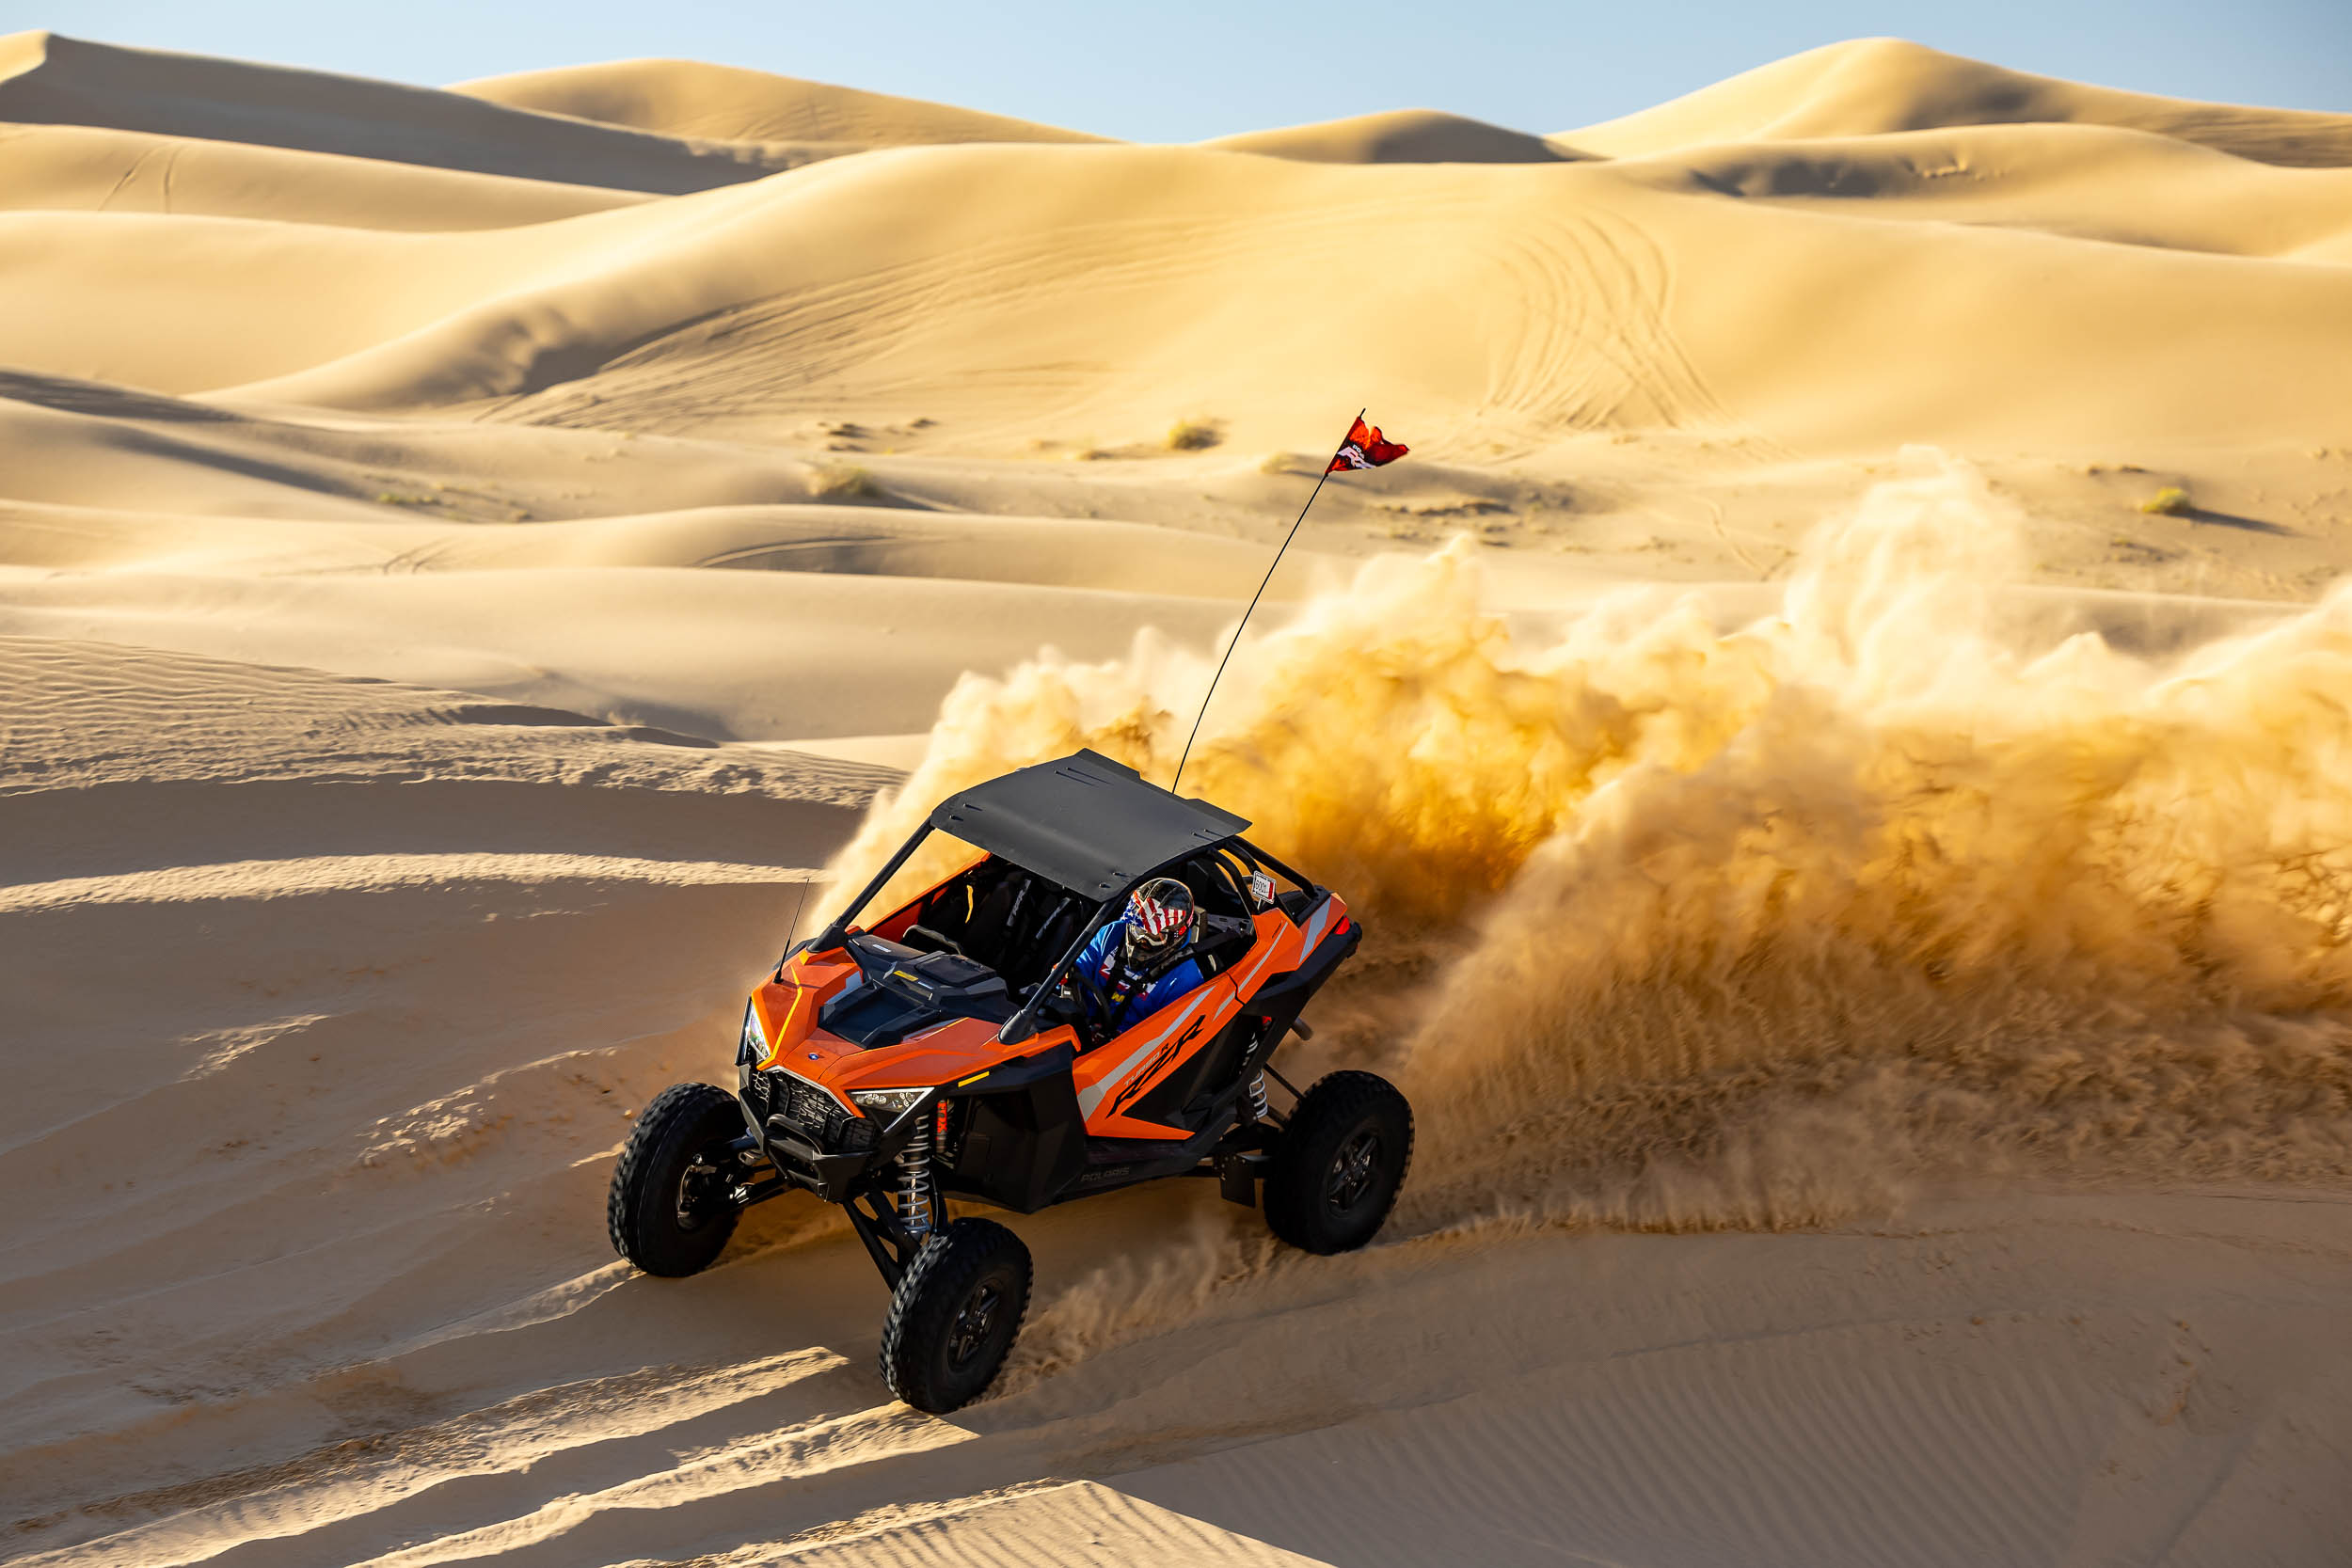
[1263, 1070, 1412, 1255]
[608, 1082, 745, 1276]
[879, 1218, 1032, 1413]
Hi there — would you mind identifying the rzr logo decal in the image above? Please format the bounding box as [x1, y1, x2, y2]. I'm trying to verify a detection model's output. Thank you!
[1111, 1017, 1204, 1116]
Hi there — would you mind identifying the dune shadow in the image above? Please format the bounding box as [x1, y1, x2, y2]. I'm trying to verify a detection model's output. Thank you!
[0, 369, 241, 424]
[2182, 505, 2295, 536]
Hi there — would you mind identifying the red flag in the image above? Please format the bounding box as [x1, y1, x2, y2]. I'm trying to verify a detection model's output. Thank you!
[1327, 417, 1408, 472]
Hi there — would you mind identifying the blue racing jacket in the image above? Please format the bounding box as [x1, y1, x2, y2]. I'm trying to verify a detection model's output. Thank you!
[1074, 921, 1206, 1033]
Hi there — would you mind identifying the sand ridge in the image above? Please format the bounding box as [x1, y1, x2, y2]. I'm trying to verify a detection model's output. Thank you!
[0, 32, 815, 192]
[1558, 36, 2352, 166]
[2, 27, 2349, 1568]
[0, 121, 646, 229]
[452, 57, 1109, 150]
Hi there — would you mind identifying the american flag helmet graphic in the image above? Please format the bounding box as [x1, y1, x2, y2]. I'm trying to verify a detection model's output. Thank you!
[1120, 876, 1196, 958]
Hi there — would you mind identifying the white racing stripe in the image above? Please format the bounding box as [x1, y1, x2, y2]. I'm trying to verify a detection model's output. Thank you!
[1075, 990, 1216, 1119]
[1300, 895, 1334, 953]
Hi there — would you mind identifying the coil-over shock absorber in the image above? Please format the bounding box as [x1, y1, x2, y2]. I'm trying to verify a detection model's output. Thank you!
[897, 1120, 936, 1242]
[1248, 1069, 1270, 1123]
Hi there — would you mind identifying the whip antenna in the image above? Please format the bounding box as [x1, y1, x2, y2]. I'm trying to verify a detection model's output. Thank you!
[776, 873, 814, 969]
[1171, 408, 1406, 793]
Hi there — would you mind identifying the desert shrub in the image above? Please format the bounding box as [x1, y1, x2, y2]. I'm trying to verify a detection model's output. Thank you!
[1166, 419, 1221, 451]
[810, 463, 882, 500]
[2140, 485, 2192, 516]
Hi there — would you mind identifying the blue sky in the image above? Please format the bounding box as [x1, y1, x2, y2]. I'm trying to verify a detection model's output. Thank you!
[34, 0, 2351, 141]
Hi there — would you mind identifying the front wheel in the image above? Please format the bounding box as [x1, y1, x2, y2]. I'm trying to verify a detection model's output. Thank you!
[1263, 1070, 1413, 1255]
[879, 1218, 1033, 1414]
[608, 1081, 746, 1276]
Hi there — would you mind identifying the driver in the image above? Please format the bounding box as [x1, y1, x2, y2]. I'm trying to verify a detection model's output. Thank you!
[1070, 877, 1203, 1036]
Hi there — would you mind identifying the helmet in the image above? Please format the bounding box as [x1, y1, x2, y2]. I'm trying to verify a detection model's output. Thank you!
[1120, 877, 1195, 960]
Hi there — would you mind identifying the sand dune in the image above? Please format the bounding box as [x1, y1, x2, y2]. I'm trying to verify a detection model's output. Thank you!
[0, 32, 807, 192]
[3, 28, 2349, 1568]
[217, 147, 2352, 456]
[0, 562, 1248, 741]
[1562, 36, 2352, 166]
[454, 57, 1107, 150]
[1635, 120, 2352, 259]
[0, 37, 2343, 463]
[0, 122, 643, 229]
[1201, 107, 1581, 164]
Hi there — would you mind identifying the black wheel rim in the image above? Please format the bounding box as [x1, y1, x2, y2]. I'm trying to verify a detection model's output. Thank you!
[947, 1280, 1002, 1370]
[675, 1152, 723, 1230]
[1326, 1128, 1383, 1214]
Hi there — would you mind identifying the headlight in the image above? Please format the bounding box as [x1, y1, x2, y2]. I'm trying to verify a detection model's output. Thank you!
[850, 1085, 931, 1119]
[737, 999, 766, 1067]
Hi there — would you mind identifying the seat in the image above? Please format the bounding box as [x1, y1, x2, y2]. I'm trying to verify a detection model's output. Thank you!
[960, 874, 1025, 969]
[1009, 892, 1088, 992]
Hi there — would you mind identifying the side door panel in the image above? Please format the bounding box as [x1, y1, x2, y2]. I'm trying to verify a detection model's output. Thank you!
[1073, 974, 1243, 1140]
[1066, 893, 1346, 1142]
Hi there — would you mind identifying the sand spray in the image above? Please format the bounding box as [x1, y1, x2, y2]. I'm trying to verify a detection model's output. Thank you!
[826, 455, 2352, 1374]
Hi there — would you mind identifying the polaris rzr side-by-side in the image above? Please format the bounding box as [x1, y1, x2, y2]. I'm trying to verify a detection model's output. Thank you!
[607, 749, 1411, 1412]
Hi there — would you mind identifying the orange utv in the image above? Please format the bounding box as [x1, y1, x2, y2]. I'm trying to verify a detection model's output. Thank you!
[608, 750, 1411, 1411]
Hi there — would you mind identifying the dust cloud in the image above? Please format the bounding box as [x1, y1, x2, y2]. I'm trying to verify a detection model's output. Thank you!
[838, 456, 2352, 1240]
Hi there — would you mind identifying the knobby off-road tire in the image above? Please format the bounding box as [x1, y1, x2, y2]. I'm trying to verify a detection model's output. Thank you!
[879, 1218, 1033, 1414]
[1263, 1070, 1413, 1255]
[608, 1081, 745, 1277]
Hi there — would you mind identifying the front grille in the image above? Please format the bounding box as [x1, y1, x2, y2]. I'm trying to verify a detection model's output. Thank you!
[760, 1069, 854, 1149]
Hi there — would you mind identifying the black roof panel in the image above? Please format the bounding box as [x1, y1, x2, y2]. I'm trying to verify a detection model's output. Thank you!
[927, 750, 1249, 896]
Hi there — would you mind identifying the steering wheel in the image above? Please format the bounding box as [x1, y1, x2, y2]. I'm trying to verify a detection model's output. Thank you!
[1057, 961, 1119, 1048]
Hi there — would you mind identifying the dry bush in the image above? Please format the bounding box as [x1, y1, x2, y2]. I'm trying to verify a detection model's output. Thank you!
[809, 463, 882, 501]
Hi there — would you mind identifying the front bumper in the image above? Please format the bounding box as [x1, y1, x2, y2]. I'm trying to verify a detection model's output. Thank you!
[739, 1062, 878, 1202]
[757, 1123, 874, 1203]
